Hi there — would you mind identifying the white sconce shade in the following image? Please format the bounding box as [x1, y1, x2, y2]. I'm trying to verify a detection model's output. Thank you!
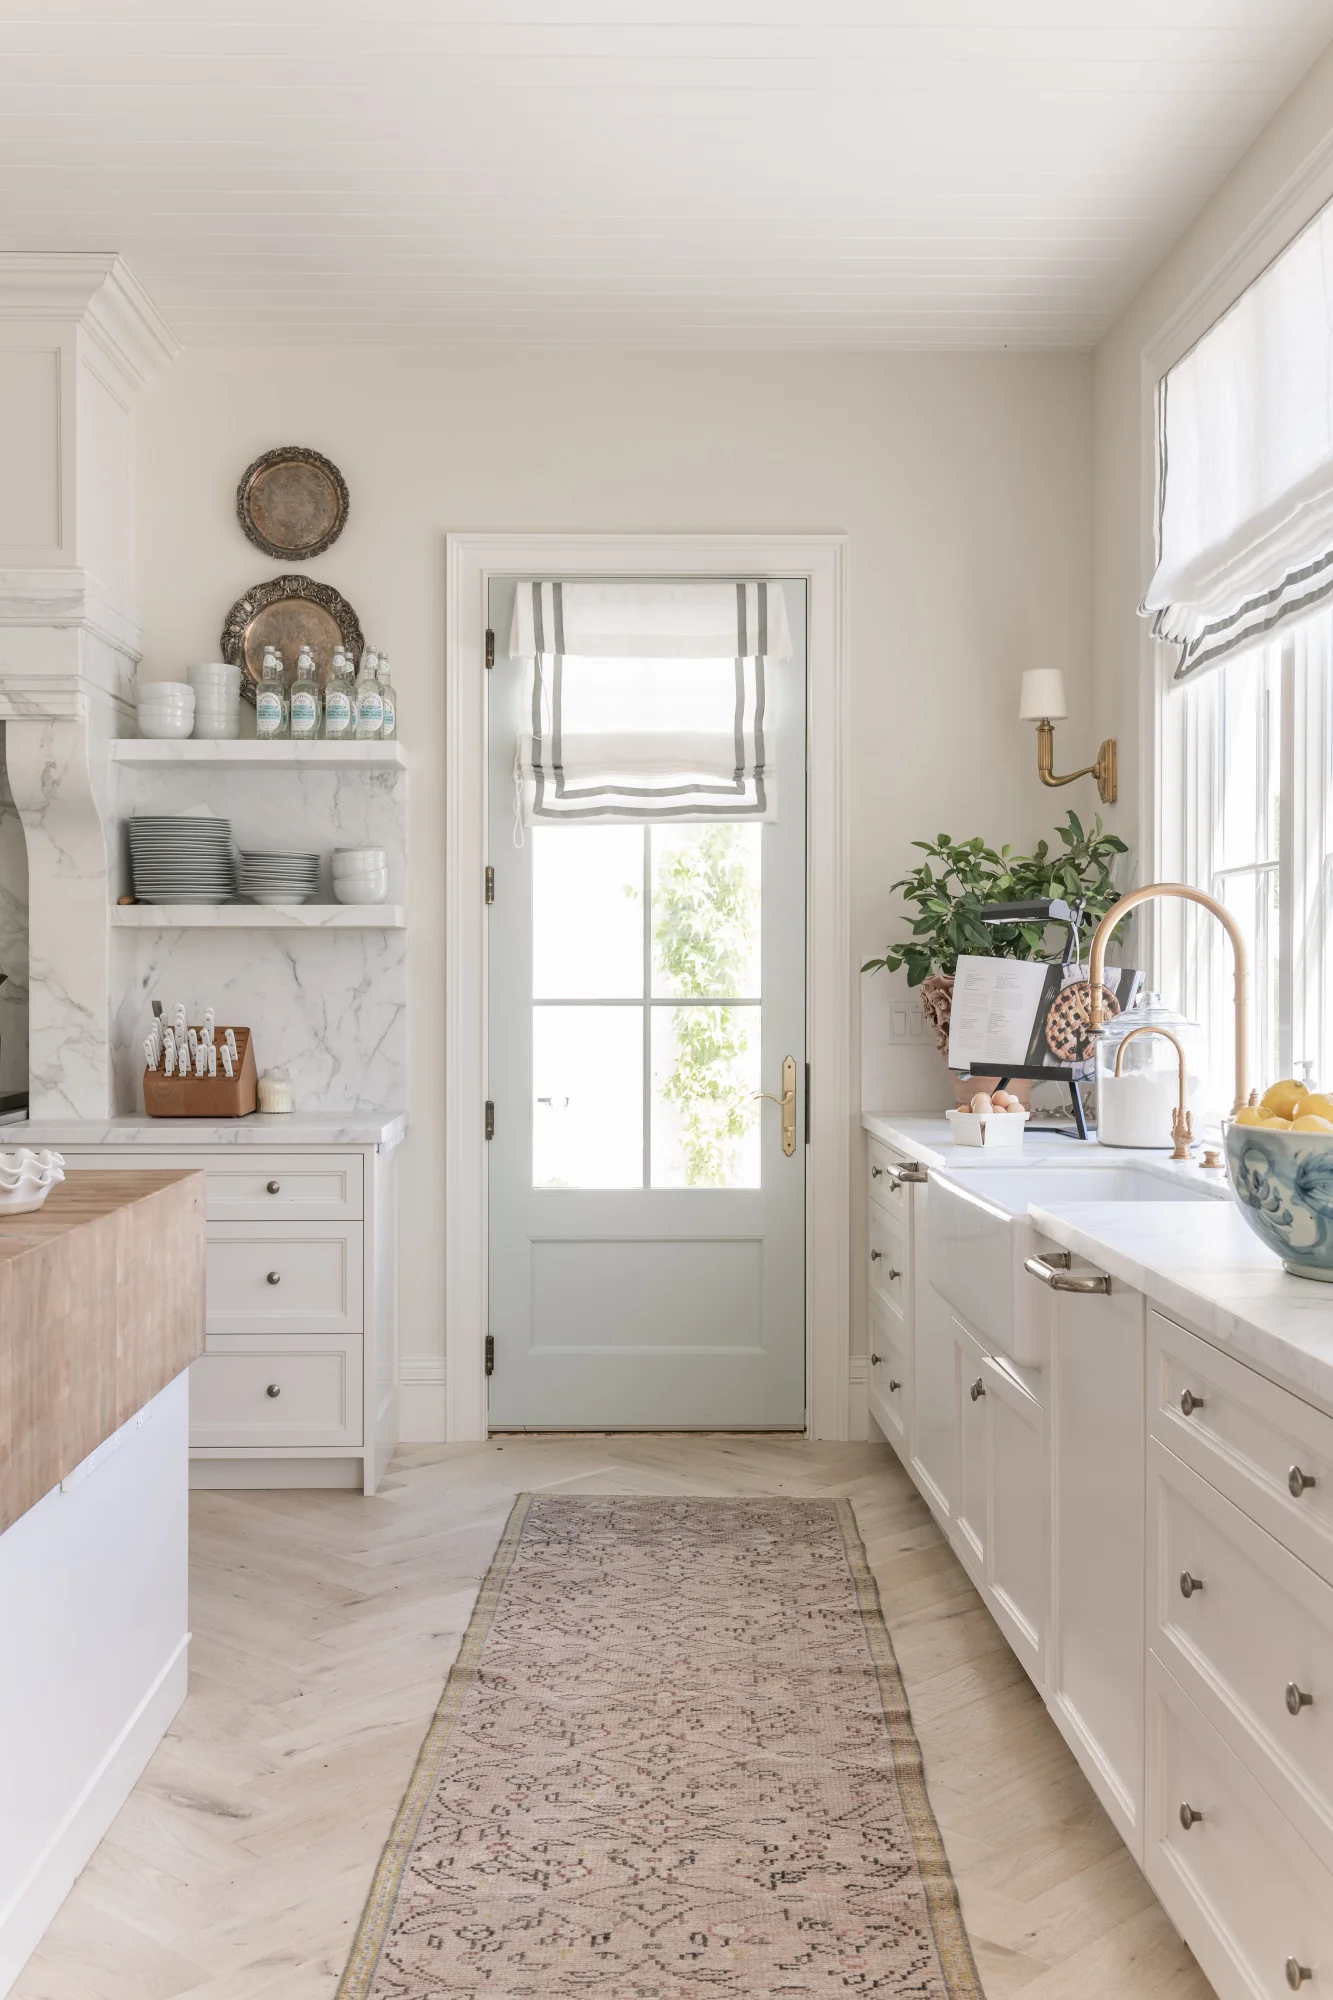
[1019, 668, 1068, 721]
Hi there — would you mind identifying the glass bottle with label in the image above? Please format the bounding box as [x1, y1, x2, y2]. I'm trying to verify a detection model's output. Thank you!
[289, 646, 321, 742]
[323, 647, 355, 741]
[377, 654, 396, 740]
[354, 648, 384, 740]
[255, 645, 288, 741]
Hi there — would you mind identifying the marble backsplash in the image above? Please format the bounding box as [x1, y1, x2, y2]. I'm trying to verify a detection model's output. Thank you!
[110, 758, 407, 1115]
[0, 729, 29, 1098]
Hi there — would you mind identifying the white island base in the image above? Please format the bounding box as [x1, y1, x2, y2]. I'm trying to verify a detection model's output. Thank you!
[0, 1377, 189, 1997]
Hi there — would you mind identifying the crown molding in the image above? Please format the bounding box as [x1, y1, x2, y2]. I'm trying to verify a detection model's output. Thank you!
[0, 568, 141, 658]
[0, 252, 179, 392]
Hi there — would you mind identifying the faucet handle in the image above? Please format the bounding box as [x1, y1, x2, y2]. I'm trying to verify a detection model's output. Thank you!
[1171, 1106, 1194, 1161]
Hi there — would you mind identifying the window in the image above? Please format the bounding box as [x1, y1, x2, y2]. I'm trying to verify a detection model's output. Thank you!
[1159, 607, 1333, 1114]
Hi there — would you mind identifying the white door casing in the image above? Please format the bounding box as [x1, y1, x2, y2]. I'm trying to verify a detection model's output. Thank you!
[444, 534, 850, 1443]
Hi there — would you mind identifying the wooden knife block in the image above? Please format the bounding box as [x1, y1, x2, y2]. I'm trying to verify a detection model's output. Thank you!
[143, 1026, 258, 1117]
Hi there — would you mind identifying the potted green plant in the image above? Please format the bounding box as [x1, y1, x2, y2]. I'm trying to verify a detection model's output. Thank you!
[863, 811, 1129, 1095]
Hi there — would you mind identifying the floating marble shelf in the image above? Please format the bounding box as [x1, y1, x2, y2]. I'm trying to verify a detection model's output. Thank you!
[112, 904, 406, 930]
[110, 740, 407, 770]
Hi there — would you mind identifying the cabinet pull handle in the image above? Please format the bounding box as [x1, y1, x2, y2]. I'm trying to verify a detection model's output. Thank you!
[888, 1163, 929, 1191]
[1024, 1251, 1111, 1295]
[1180, 1389, 1205, 1416]
[1286, 1682, 1314, 1716]
[1286, 1961, 1312, 1990]
[969, 1377, 986, 1402]
[1290, 1465, 1317, 1498]
[266, 1383, 281, 1399]
[871, 1165, 883, 1179]
[266, 1270, 282, 1285]
[870, 1248, 883, 1260]
[1180, 1571, 1204, 1599]
[871, 1352, 882, 1364]
[888, 1378, 901, 1392]
[267, 1180, 281, 1194]
[1178, 1802, 1202, 1830]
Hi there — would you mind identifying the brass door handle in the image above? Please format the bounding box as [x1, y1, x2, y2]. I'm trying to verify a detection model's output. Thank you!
[753, 1055, 798, 1156]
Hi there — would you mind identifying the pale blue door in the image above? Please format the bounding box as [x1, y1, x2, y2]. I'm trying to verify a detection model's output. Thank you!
[486, 578, 806, 1429]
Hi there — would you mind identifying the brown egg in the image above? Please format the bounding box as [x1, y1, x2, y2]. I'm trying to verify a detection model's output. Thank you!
[969, 1092, 994, 1115]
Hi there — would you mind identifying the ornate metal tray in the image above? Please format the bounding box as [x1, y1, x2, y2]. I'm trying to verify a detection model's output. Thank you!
[220, 575, 364, 706]
[236, 445, 348, 560]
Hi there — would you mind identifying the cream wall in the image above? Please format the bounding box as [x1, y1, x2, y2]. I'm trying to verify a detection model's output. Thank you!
[1092, 41, 1333, 860]
[136, 345, 1091, 1429]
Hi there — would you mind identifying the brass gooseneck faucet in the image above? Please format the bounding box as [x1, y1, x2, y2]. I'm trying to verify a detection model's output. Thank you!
[1087, 883, 1250, 1116]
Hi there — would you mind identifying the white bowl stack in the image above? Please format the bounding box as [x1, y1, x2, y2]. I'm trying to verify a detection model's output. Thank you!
[189, 662, 243, 739]
[136, 680, 195, 740]
[332, 847, 388, 904]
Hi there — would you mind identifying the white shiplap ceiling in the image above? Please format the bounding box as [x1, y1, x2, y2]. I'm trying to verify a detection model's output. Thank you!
[0, 0, 1330, 348]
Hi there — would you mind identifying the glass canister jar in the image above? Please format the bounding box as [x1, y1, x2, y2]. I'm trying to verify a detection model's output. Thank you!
[1094, 992, 1206, 1149]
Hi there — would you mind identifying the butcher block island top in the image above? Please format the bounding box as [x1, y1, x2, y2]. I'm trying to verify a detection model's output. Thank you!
[0, 1170, 205, 1532]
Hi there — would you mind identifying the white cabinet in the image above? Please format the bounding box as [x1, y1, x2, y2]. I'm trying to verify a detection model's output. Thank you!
[909, 1180, 957, 1526]
[984, 1350, 1046, 1685]
[42, 1140, 399, 1493]
[952, 1317, 990, 1587]
[1047, 1255, 1147, 1853]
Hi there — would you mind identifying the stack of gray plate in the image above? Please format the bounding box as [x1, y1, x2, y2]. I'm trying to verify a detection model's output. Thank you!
[129, 816, 236, 903]
[238, 851, 320, 905]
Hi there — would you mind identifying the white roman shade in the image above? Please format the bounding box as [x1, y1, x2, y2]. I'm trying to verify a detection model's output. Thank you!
[1143, 194, 1333, 681]
[509, 580, 792, 822]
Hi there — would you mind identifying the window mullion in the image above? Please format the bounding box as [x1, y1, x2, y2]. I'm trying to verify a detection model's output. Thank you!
[1278, 635, 1297, 1080]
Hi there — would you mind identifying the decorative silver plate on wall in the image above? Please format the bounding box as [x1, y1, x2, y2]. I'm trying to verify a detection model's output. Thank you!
[236, 445, 349, 561]
[220, 575, 364, 706]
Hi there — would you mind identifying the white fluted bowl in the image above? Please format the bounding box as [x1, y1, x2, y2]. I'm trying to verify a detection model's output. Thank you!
[0, 1148, 65, 1215]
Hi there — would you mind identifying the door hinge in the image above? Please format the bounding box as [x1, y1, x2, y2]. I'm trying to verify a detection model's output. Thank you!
[805, 1062, 811, 1144]
[484, 1334, 495, 1376]
[484, 627, 495, 670]
[484, 864, 495, 905]
[484, 1099, 495, 1140]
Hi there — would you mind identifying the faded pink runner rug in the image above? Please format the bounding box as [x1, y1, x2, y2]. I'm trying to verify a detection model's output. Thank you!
[338, 1495, 981, 1999]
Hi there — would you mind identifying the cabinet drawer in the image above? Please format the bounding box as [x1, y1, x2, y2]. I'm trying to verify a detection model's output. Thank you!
[1150, 1438, 1333, 1870]
[868, 1303, 909, 1452]
[190, 1336, 363, 1449]
[1147, 1661, 1333, 2000]
[868, 1209, 908, 1324]
[49, 1148, 364, 1221]
[206, 1224, 363, 1334]
[866, 1138, 913, 1226]
[1150, 1311, 1333, 1586]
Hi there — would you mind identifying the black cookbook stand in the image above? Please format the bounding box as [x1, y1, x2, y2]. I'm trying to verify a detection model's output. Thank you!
[954, 1064, 1090, 1140]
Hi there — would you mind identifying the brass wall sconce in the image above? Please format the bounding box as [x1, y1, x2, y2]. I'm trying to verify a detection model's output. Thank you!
[1019, 669, 1117, 805]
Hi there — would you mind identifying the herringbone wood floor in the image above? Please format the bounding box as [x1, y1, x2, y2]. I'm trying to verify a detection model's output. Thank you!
[12, 1436, 1213, 2000]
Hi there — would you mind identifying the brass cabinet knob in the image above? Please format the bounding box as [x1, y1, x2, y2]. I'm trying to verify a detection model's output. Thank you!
[267, 1180, 281, 1194]
[266, 1383, 281, 1399]
[1286, 1961, 1312, 1990]
[1286, 1682, 1314, 1716]
[266, 1270, 281, 1285]
[1180, 1572, 1204, 1599]
[1290, 1465, 1317, 1498]
[1180, 1389, 1205, 1417]
[1179, 1802, 1202, 1830]
[969, 1377, 986, 1402]
[888, 1378, 901, 1392]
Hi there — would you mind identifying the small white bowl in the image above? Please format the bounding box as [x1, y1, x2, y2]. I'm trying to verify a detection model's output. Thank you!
[333, 875, 388, 905]
[0, 1147, 65, 1215]
[188, 662, 242, 689]
[138, 712, 195, 740]
[333, 847, 388, 871]
[138, 680, 195, 701]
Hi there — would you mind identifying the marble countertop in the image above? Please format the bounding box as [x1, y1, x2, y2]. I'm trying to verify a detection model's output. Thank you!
[0, 1111, 407, 1149]
[863, 1107, 1333, 1416]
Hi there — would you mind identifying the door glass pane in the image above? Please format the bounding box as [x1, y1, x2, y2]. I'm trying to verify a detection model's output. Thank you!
[651, 824, 761, 998]
[650, 1005, 761, 1188]
[533, 826, 643, 999]
[533, 1006, 642, 1188]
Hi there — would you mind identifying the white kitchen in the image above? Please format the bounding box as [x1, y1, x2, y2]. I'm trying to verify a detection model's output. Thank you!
[5, 10, 1333, 2000]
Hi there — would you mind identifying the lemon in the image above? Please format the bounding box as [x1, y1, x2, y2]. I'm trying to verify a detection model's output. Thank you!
[1290, 1114, 1333, 1133]
[1261, 1079, 1309, 1119]
[1259, 1114, 1293, 1129]
[1232, 1105, 1266, 1126]
[1302, 1092, 1333, 1122]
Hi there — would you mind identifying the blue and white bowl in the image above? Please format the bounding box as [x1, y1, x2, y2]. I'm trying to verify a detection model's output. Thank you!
[1225, 1122, 1333, 1280]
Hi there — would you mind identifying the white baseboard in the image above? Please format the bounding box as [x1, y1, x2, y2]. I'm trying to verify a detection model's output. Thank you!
[848, 1356, 869, 1442]
[399, 1356, 448, 1443]
[189, 1458, 363, 1489]
[0, 1638, 188, 1999]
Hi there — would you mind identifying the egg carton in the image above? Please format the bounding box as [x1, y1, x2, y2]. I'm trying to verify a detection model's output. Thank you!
[945, 1105, 1030, 1148]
